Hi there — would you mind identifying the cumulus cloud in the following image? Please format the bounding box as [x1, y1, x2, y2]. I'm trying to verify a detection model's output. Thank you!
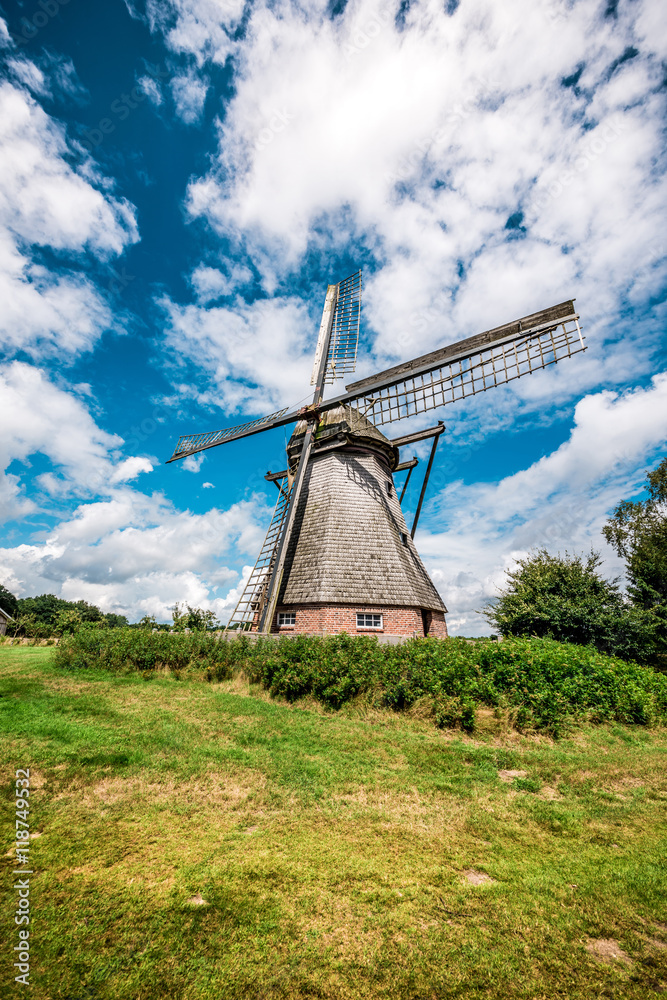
[0, 361, 274, 622]
[418, 374, 667, 634]
[146, 0, 244, 66]
[0, 362, 152, 508]
[0, 51, 138, 360]
[160, 293, 317, 413]
[170, 67, 209, 123]
[164, 0, 665, 408]
[0, 488, 272, 622]
[190, 263, 253, 302]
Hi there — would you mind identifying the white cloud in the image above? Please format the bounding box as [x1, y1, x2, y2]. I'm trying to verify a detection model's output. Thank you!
[182, 453, 205, 472]
[0, 489, 273, 622]
[166, 0, 664, 409]
[0, 360, 274, 622]
[0, 69, 138, 359]
[0, 362, 151, 507]
[160, 293, 316, 413]
[146, 0, 244, 66]
[418, 374, 667, 635]
[136, 73, 163, 106]
[190, 262, 253, 302]
[170, 67, 209, 123]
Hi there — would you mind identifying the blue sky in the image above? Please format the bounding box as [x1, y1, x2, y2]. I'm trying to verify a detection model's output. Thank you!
[0, 0, 665, 633]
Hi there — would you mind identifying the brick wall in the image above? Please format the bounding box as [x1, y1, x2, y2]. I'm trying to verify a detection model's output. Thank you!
[264, 603, 448, 638]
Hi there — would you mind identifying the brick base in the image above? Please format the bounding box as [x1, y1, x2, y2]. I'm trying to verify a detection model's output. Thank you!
[263, 603, 448, 638]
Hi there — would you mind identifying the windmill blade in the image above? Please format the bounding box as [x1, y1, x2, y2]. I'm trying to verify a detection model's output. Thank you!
[310, 270, 362, 386]
[330, 300, 583, 426]
[166, 405, 301, 462]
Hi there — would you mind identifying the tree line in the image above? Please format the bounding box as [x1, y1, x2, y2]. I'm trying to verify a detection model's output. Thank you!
[0, 592, 220, 639]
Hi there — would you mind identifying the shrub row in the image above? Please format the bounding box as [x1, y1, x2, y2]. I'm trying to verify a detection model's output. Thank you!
[53, 627, 243, 677]
[53, 629, 667, 736]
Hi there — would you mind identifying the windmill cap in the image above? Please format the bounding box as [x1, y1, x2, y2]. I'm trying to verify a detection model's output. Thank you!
[287, 404, 399, 471]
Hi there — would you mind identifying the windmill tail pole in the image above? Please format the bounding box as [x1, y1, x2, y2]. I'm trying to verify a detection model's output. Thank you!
[257, 425, 315, 633]
[411, 423, 444, 539]
[258, 283, 338, 634]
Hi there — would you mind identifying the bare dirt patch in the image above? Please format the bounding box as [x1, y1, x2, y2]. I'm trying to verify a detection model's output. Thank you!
[463, 870, 496, 886]
[186, 893, 208, 906]
[498, 769, 527, 783]
[585, 938, 632, 966]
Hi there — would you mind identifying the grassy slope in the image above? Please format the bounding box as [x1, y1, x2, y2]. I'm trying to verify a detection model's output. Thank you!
[1, 646, 666, 999]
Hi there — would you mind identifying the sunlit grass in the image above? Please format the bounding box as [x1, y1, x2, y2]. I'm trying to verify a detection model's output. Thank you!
[1, 645, 666, 998]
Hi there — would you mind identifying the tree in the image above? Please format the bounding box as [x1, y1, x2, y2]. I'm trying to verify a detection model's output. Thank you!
[53, 609, 84, 636]
[483, 549, 658, 663]
[171, 603, 219, 632]
[602, 457, 667, 611]
[0, 583, 18, 618]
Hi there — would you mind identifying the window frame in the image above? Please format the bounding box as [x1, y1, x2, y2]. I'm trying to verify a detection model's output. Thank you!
[278, 612, 296, 628]
[356, 612, 383, 631]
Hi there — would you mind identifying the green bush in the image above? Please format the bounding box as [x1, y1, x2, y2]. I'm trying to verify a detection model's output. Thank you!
[53, 631, 667, 737]
[242, 634, 667, 736]
[53, 627, 249, 679]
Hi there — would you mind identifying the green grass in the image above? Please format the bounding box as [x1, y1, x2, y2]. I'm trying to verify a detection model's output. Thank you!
[2, 644, 667, 998]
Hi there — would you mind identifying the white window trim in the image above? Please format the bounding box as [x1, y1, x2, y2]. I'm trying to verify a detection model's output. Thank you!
[278, 612, 296, 628]
[356, 612, 383, 630]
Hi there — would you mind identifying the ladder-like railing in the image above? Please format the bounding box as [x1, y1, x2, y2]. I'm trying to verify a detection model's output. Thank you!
[224, 478, 292, 631]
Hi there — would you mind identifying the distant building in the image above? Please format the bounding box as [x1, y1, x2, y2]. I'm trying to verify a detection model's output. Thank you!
[0, 606, 14, 636]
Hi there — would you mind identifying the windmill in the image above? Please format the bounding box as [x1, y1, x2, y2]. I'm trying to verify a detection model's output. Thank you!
[167, 272, 585, 636]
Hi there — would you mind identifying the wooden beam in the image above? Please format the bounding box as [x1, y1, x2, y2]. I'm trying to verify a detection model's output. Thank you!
[390, 423, 446, 448]
[265, 469, 288, 483]
[395, 457, 419, 473]
[411, 432, 442, 538]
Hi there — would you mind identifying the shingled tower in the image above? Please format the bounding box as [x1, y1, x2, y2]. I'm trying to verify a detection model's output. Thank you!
[274, 405, 447, 636]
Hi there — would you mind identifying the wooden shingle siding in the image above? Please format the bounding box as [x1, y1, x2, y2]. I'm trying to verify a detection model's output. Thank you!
[279, 410, 447, 614]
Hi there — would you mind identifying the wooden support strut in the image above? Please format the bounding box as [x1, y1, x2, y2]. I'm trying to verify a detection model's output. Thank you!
[410, 422, 445, 538]
[399, 459, 418, 503]
[257, 283, 338, 634]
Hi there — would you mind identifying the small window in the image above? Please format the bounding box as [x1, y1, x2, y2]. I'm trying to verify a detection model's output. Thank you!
[386, 482, 392, 495]
[278, 612, 296, 627]
[357, 613, 383, 630]
[401, 532, 408, 546]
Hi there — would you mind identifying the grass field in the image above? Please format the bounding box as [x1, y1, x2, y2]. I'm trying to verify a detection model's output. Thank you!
[2, 644, 666, 998]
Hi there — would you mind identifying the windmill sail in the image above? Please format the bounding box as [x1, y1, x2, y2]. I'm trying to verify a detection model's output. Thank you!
[310, 270, 362, 386]
[167, 299, 583, 463]
[338, 300, 584, 426]
[167, 406, 297, 462]
[224, 477, 293, 630]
